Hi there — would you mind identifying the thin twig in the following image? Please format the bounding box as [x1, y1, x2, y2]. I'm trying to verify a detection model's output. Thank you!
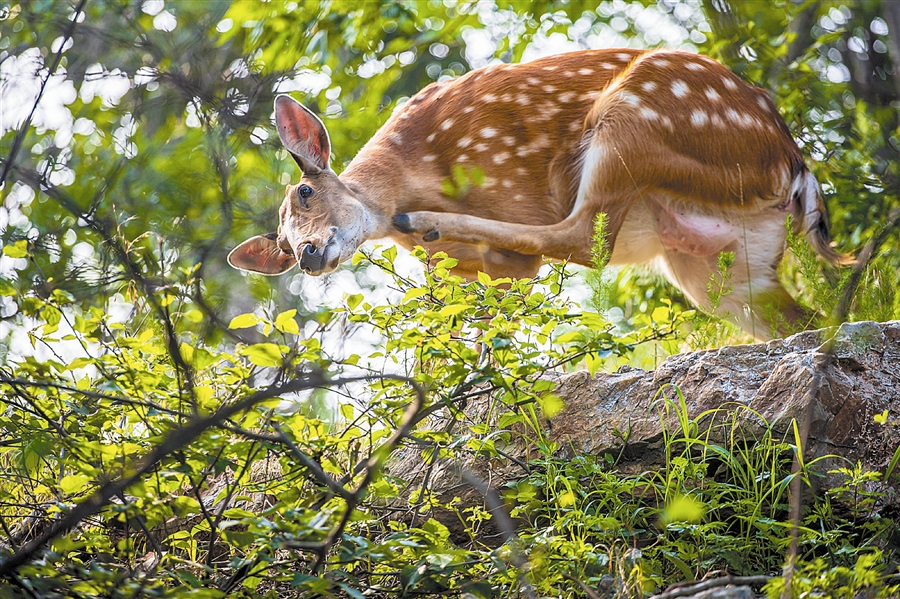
[0, 0, 87, 188]
[458, 470, 537, 599]
[562, 574, 605, 599]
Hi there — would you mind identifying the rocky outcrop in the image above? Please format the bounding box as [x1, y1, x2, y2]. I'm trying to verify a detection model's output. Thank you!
[389, 321, 900, 533]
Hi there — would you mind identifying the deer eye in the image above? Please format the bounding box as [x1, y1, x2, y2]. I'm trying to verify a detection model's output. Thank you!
[297, 184, 314, 209]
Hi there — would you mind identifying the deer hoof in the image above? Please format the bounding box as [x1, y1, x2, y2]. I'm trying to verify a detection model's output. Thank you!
[423, 230, 440, 242]
[392, 214, 414, 233]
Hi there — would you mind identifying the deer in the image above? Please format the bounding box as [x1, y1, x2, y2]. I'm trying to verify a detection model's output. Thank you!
[228, 48, 850, 341]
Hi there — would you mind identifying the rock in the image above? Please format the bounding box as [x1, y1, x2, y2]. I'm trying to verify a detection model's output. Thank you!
[685, 585, 757, 599]
[387, 321, 900, 536]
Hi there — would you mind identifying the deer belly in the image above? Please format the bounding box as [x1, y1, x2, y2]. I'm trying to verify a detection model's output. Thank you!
[609, 200, 740, 265]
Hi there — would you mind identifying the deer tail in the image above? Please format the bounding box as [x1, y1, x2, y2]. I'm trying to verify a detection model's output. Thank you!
[792, 169, 854, 265]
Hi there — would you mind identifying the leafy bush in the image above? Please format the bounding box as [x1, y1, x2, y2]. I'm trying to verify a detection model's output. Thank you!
[1, 248, 898, 597]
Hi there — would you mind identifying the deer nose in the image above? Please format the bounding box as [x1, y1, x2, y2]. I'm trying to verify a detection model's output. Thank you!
[298, 242, 325, 274]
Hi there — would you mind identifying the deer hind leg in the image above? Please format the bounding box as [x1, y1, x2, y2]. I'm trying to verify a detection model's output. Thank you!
[658, 230, 813, 341]
[392, 191, 636, 268]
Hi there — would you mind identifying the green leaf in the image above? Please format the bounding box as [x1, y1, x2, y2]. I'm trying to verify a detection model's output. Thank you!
[275, 309, 300, 335]
[240, 343, 283, 367]
[2, 240, 28, 258]
[172, 495, 201, 517]
[346, 293, 364, 310]
[497, 412, 522, 428]
[659, 494, 705, 524]
[229, 313, 261, 329]
[440, 178, 456, 197]
[469, 423, 490, 435]
[401, 287, 429, 303]
[651, 306, 670, 323]
[439, 304, 469, 317]
[537, 393, 564, 418]
[60, 474, 91, 494]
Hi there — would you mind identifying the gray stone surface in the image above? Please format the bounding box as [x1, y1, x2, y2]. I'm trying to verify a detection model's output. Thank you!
[388, 321, 900, 535]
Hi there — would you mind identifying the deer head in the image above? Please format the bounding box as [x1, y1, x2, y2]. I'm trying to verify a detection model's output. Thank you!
[227, 95, 376, 276]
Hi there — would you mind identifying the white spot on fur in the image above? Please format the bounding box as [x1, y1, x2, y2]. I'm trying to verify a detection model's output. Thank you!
[501, 93, 513, 102]
[516, 94, 531, 105]
[661, 115, 673, 129]
[617, 53, 632, 61]
[559, 91, 576, 102]
[527, 77, 540, 85]
[464, 106, 475, 114]
[493, 152, 510, 164]
[652, 58, 671, 67]
[502, 179, 513, 188]
[569, 121, 582, 132]
[564, 70, 574, 77]
[578, 68, 593, 75]
[710, 113, 725, 127]
[641, 107, 659, 120]
[457, 137, 472, 148]
[641, 81, 657, 92]
[671, 80, 689, 98]
[473, 143, 489, 152]
[441, 119, 454, 130]
[685, 62, 705, 71]
[483, 177, 496, 188]
[705, 87, 720, 102]
[722, 77, 737, 90]
[483, 93, 498, 102]
[426, 133, 436, 143]
[581, 90, 601, 101]
[757, 95, 771, 111]
[517, 167, 527, 176]
[457, 154, 469, 162]
[388, 133, 402, 145]
[600, 62, 616, 69]
[545, 85, 557, 92]
[620, 91, 640, 106]
[543, 103, 562, 117]
[725, 108, 741, 123]
[542, 65, 558, 71]
[422, 155, 436, 161]
[502, 136, 516, 146]
[691, 110, 708, 126]
[481, 127, 498, 138]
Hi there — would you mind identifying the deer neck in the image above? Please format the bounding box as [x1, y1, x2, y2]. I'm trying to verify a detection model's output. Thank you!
[340, 148, 409, 240]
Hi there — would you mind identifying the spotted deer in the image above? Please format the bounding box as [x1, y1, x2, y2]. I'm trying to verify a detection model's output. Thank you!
[228, 49, 849, 340]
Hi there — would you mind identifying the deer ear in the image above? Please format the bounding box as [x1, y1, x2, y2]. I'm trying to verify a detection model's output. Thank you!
[227, 234, 297, 276]
[274, 95, 331, 175]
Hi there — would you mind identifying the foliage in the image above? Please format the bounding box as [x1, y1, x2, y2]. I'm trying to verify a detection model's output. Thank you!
[2, 1, 900, 597]
[1, 248, 898, 597]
